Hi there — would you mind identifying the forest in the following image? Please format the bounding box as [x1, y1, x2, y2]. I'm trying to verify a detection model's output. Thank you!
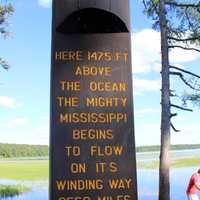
[0, 143, 49, 158]
[0, 143, 199, 158]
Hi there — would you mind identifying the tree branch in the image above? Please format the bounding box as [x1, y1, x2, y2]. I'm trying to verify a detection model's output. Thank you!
[168, 45, 200, 52]
[171, 104, 193, 112]
[170, 123, 181, 132]
[170, 93, 177, 97]
[169, 65, 200, 79]
[170, 113, 178, 118]
[185, 7, 196, 32]
[169, 71, 200, 90]
[169, 90, 178, 97]
[168, 36, 200, 42]
[165, 1, 200, 8]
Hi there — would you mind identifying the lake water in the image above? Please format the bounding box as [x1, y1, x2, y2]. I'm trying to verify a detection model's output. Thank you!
[137, 148, 200, 162]
[0, 180, 48, 200]
[1, 167, 199, 200]
[138, 167, 200, 200]
[1, 149, 200, 200]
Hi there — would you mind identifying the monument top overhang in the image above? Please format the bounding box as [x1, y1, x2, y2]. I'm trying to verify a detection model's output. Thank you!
[53, 0, 130, 34]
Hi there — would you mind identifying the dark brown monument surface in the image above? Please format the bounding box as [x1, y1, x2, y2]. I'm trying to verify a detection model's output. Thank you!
[50, 1, 137, 200]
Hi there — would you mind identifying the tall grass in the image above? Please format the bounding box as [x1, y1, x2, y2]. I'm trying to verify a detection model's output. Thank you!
[0, 184, 30, 198]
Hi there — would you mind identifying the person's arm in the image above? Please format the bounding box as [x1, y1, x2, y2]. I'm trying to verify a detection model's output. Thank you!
[195, 182, 200, 190]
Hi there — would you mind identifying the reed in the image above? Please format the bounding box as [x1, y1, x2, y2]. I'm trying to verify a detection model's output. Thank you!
[0, 184, 30, 198]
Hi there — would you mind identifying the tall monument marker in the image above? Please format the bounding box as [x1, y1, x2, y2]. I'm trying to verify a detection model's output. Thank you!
[50, 1, 138, 200]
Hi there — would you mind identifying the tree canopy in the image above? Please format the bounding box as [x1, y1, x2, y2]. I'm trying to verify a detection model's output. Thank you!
[0, 2, 14, 70]
[143, 0, 200, 44]
[0, 143, 49, 158]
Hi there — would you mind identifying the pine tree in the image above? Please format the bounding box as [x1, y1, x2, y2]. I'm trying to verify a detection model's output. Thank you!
[142, 0, 200, 200]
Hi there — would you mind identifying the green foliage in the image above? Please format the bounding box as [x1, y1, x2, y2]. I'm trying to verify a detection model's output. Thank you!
[0, 143, 49, 158]
[0, 143, 197, 157]
[143, 0, 200, 112]
[0, 184, 30, 197]
[143, 0, 200, 44]
[0, 57, 9, 70]
[0, 160, 48, 180]
[167, 1, 200, 45]
[0, 3, 14, 36]
[0, 1, 14, 70]
[182, 92, 200, 107]
[143, 0, 160, 30]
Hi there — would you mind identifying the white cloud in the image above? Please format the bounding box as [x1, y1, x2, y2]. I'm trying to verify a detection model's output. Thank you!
[134, 77, 161, 92]
[35, 125, 49, 136]
[38, 0, 51, 8]
[0, 96, 16, 108]
[32, 124, 49, 144]
[0, 118, 28, 128]
[135, 108, 160, 116]
[132, 29, 200, 74]
[133, 91, 144, 96]
[170, 47, 200, 63]
[135, 123, 160, 146]
[11, 118, 28, 126]
[39, 116, 49, 121]
[169, 34, 200, 63]
[132, 29, 161, 74]
[135, 122, 200, 146]
[0, 121, 49, 145]
[171, 124, 200, 144]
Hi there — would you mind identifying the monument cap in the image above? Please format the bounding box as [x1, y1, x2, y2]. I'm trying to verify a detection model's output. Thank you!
[53, 0, 130, 33]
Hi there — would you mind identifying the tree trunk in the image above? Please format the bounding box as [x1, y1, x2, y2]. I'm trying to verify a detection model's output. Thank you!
[158, 0, 171, 200]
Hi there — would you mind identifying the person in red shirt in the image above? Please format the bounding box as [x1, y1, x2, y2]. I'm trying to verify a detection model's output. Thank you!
[187, 169, 200, 200]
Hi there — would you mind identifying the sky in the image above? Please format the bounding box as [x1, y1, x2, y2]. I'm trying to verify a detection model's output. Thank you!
[0, 0, 200, 146]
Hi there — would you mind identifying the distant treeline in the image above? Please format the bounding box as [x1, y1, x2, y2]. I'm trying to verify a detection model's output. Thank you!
[0, 143, 199, 158]
[0, 143, 49, 158]
[136, 144, 200, 152]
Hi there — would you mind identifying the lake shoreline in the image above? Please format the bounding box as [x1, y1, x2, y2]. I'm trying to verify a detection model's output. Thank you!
[0, 157, 200, 180]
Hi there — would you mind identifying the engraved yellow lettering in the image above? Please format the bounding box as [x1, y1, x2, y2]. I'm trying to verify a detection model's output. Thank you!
[56, 180, 66, 191]
[70, 163, 86, 174]
[75, 65, 112, 76]
[55, 51, 83, 61]
[110, 162, 118, 173]
[56, 97, 79, 107]
[90, 146, 123, 156]
[117, 195, 131, 200]
[89, 82, 127, 92]
[96, 162, 118, 173]
[65, 146, 80, 157]
[98, 196, 113, 200]
[108, 178, 132, 189]
[72, 129, 114, 140]
[60, 81, 80, 91]
[58, 197, 91, 200]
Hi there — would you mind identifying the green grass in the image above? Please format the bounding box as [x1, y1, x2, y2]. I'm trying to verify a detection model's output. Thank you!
[137, 161, 159, 169]
[0, 159, 48, 180]
[0, 157, 199, 181]
[172, 158, 200, 168]
[0, 184, 30, 198]
[137, 158, 200, 169]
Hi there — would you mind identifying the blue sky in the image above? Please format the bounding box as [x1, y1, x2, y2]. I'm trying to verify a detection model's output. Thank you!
[0, 0, 200, 146]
